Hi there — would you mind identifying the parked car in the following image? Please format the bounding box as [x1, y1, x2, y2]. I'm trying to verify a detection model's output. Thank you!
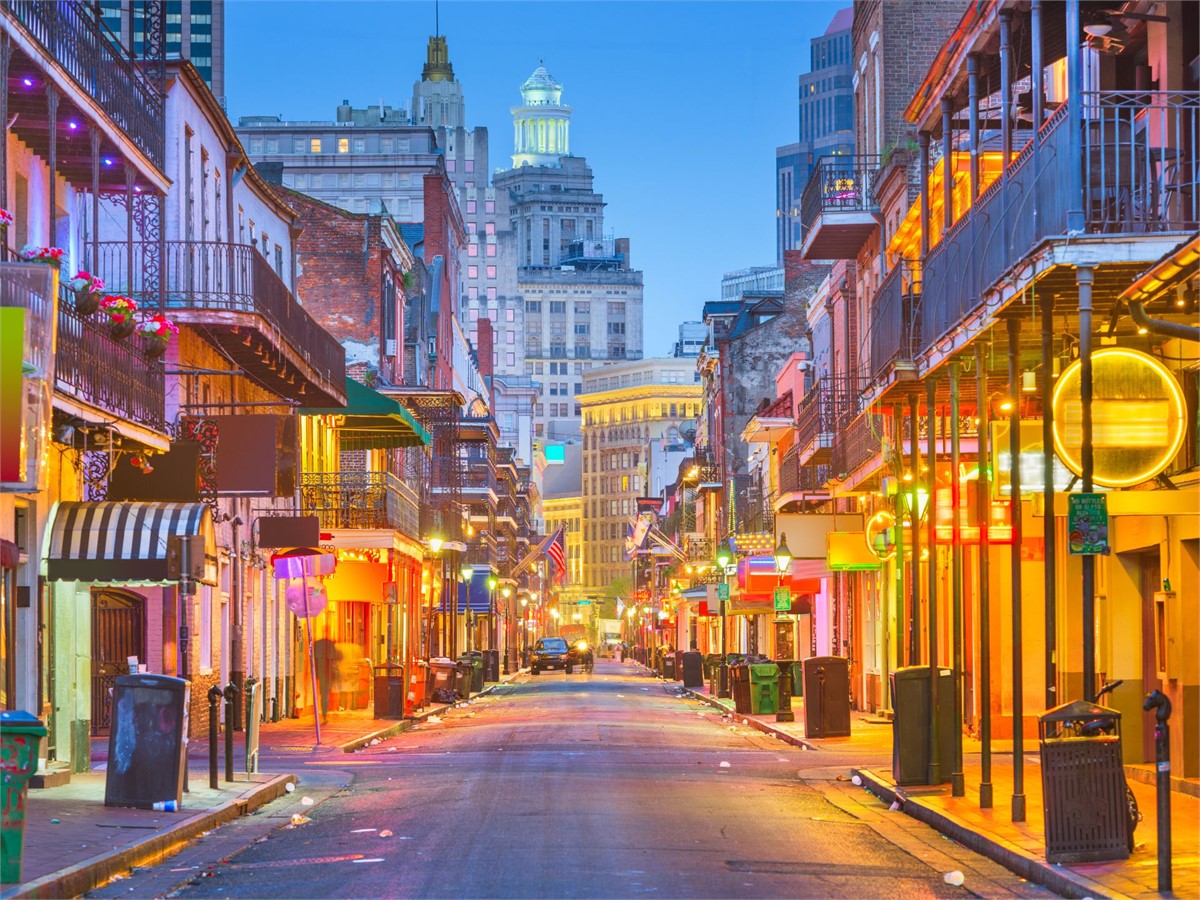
[529, 637, 569, 675]
[566, 639, 594, 674]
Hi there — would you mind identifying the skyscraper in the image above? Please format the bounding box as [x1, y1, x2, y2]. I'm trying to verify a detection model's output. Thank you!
[99, 0, 224, 102]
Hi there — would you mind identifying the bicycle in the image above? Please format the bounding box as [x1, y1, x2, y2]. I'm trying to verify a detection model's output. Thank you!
[1076, 679, 1142, 852]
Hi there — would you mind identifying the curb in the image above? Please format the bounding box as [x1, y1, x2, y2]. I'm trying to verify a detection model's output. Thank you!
[6, 773, 296, 900]
[852, 767, 1131, 900]
[679, 685, 818, 751]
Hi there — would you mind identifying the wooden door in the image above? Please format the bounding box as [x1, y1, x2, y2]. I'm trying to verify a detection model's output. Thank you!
[91, 589, 145, 735]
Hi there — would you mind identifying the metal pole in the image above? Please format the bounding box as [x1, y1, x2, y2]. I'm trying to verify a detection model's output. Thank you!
[1078, 266, 1096, 701]
[949, 361, 965, 796]
[942, 98, 955, 234]
[222, 682, 237, 782]
[230, 516, 245, 730]
[1007, 316, 1026, 823]
[975, 342, 994, 809]
[1144, 691, 1173, 894]
[926, 377, 940, 785]
[1031, 0, 1045, 132]
[893, 404, 906, 668]
[207, 686, 221, 789]
[999, 10, 1013, 177]
[908, 393, 921, 665]
[1042, 293, 1058, 708]
[919, 134, 932, 260]
[967, 55, 981, 203]
[1065, 0, 1085, 233]
[301, 562, 321, 746]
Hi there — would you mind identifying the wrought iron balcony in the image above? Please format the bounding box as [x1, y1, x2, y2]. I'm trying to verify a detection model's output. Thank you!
[870, 260, 922, 383]
[299, 471, 419, 537]
[800, 155, 880, 259]
[777, 445, 831, 498]
[831, 410, 887, 486]
[87, 241, 346, 406]
[682, 534, 713, 563]
[3, 1, 164, 169]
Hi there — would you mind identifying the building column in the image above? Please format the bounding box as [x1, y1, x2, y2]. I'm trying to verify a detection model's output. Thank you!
[949, 361, 965, 796]
[942, 98, 955, 234]
[926, 376, 941, 785]
[1078, 266, 1096, 699]
[975, 342, 994, 809]
[999, 9, 1014, 175]
[46, 83, 59, 244]
[1041, 290, 1058, 709]
[968, 55, 981, 202]
[919, 133, 932, 259]
[1007, 316, 1026, 823]
[908, 392, 921, 665]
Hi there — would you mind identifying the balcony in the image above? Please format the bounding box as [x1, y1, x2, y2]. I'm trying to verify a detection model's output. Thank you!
[870, 261, 922, 383]
[3, 2, 165, 172]
[831, 410, 886, 487]
[298, 471, 419, 537]
[88, 241, 346, 407]
[777, 445, 831, 501]
[800, 156, 880, 259]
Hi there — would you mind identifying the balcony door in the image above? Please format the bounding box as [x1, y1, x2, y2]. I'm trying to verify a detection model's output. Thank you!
[90, 589, 146, 735]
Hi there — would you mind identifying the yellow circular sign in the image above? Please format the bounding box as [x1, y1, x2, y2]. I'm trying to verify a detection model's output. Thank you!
[865, 510, 897, 561]
[1051, 348, 1186, 488]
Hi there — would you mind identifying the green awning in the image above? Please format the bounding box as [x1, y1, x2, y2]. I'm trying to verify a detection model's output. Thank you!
[300, 378, 430, 449]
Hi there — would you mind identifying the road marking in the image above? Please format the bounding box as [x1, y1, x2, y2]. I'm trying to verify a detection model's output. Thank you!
[223, 854, 365, 870]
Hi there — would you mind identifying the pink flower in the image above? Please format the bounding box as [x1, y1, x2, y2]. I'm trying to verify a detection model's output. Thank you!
[137, 314, 179, 340]
[99, 295, 138, 322]
[68, 271, 105, 293]
[19, 244, 65, 266]
[0, 209, 13, 228]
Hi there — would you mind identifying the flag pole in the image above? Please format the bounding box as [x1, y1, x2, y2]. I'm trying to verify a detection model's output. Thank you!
[302, 558, 321, 746]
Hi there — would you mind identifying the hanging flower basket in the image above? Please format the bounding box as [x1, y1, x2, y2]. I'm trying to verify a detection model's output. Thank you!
[19, 244, 65, 268]
[0, 208, 13, 231]
[67, 271, 105, 315]
[111, 318, 137, 340]
[140, 334, 169, 359]
[99, 295, 138, 340]
[136, 313, 178, 359]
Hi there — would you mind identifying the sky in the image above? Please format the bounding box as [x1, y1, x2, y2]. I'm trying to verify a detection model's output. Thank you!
[225, 0, 844, 357]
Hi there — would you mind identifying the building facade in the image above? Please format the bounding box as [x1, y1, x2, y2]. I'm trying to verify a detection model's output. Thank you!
[99, 0, 225, 102]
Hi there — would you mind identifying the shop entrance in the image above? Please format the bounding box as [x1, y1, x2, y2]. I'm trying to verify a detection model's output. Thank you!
[90, 589, 146, 735]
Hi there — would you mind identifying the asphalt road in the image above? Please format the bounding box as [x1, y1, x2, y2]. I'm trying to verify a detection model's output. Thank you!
[91, 660, 1049, 899]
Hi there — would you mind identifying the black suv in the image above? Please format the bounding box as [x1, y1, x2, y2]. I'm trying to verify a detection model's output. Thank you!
[529, 637, 569, 675]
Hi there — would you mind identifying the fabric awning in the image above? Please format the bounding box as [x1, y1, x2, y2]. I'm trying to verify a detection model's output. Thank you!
[44, 501, 217, 585]
[300, 378, 430, 449]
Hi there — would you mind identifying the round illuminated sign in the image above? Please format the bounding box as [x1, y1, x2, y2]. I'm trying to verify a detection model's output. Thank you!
[1051, 348, 1186, 488]
[865, 510, 897, 562]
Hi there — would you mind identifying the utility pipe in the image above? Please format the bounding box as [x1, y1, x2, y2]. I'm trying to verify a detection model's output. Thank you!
[949, 361, 965, 797]
[975, 342, 994, 809]
[1006, 318, 1026, 823]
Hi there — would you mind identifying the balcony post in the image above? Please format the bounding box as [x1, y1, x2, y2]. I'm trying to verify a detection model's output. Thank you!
[1066, 0, 1084, 233]
[126, 167, 136, 295]
[1031, 0, 1045, 130]
[967, 55, 981, 203]
[1006, 316, 1026, 823]
[942, 98, 955, 234]
[0, 32, 10, 245]
[46, 83, 59, 244]
[90, 131, 101, 270]
[999, 9, 1014, 178]
[907, 392, 921, 666]
[975, 342, 994, 810]
[949, 361, 965, 797]
[1078, 266, 1096, 700]
[892, 404, 906, 670]
[925, 375, 940, 786]
[919, 133, 932, 259]
[1041, 291, 1058, 709]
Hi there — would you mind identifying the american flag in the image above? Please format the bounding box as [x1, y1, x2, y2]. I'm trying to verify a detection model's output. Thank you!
[546, 525, 567, 584]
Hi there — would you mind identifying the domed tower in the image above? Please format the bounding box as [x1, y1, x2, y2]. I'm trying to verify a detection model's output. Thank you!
[511, 63, 572, 167]
[412, 35, 465, 129]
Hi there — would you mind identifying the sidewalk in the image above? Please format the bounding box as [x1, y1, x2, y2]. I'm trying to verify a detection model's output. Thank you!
[673, 673, 1199, 900]
[6, 677, 513, 900]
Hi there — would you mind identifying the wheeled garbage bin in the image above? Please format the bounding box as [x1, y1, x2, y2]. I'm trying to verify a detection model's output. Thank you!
[103, 673, 189, 810]
[661, 651, 676, 681]
[453, 660, 475, 699]
[1039, 700, 1131, 863]
[462, 653, 485, 692]
[0, 711, 47, 883]
[748, 663, 780, 715]
[801, 656, 850, 737]
[373, 664, 405, 719]
[889, 666, 955, 785]
[426, 658, 457, 703]
[483, 648, 500, 682]
[729, 661, 752, 714]
[681, 650, 704, 688]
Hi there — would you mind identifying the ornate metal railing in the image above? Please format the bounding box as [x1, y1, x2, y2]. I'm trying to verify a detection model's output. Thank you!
[385, 472, 420, 539]
[800, 155, 881, 235]
[778, 445, 831, 495]
[87, 241, 344, 389]
[3, 1, 164, 168]
[832, 410, 886, 480]
[870, 260, 922, 382]
[299, 472, 418, 534]
[54, 283, 166, 434]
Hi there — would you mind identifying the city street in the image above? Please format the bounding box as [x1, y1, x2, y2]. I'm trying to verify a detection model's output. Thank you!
[89, 661, 1045, 899]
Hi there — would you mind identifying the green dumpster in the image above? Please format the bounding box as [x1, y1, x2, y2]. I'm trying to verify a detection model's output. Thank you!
[1, 710, 47, 883]
[790, 660, 804, 698]
[748, 663, 780, 715]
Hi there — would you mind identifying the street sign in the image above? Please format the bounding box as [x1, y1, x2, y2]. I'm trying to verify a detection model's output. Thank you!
[1067, 493, 1109, 556]
[578, 599, 592, 605]
[774, 586, 790, 611]
[716, 583, 729, 602]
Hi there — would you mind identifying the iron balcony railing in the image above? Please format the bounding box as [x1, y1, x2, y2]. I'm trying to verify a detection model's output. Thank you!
[87, 240, 344, 390]
[799, 155, 881, 237]
[870, 260, 922, 381]
[796, 376, 868, 457]
[55, 282, 166, 435]
[832, 410, 886, 482]
[778, 445, 831, 496]
[3, 1, 164, 168]
[299, 471, 419, 536]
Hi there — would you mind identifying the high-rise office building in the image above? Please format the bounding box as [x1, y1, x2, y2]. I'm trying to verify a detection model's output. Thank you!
[776, 7, 854, 263]
[99, 0, 224, 101]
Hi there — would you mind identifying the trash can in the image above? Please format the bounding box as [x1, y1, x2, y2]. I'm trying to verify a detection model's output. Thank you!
[748, 663, 780, 715]
[483, 648, 500, 682]
[1039, 700, 1130, 863]
[662, 652, 676, 681]
[729, 661, 752, 714]
[407, 662, 427, 714]
[801, 656, 850, 738]
[373, 664, 405, 720]
[890, 666, 955, 785]
[453, 660, 475, 699]
[244, 677, 262, 774]
[790, 660, 804, 698]
[0, 710, 47, 883]
[427, 658, 457, 703]
[458, 655, 484, 693]
[681, 650, 704, 688]
[104, 673, 189, 810]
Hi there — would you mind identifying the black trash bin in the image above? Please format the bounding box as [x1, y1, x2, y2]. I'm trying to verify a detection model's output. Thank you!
[662, 652, 676, 681]
[104, 674, 189, 810]
[801, 656, 850, 738]
[889, 666, 955, 785]
[455, 658, 481, 696]
[373, 664, 405, 720]
[681, 651, 704, 688]
[482, 648, 500, 682]
[1039, 700, 1131, 863]
[465, 651, 486, 692]
[729, 661, 752, 714]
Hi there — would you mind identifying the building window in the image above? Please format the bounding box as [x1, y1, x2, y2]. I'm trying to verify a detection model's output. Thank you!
[466, 200, 476, 214]
[487, 287, 497, 300]
[468, 286, 479, 300]
[526, 300, 541, 313]
[468, 265, 478, 279]
[469, 308, 478, 321]
[447, 159, 456, 172]
[485, 200, 495, 213]
[486, 265, 497, 279]
[506, 351, 515, 366]
[468, 243, 478, 257]
[485, 222, 495, 235]
[310, 138, 322, 153]
[506, 308, 515, 322]
[485, 244, 495, 257]
[549, 301, 566, 314]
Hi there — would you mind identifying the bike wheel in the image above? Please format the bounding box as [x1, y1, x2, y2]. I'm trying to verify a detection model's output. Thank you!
[1125, 784, 1140, 853]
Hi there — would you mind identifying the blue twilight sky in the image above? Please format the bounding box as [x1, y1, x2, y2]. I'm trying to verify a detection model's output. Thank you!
[225, 0, 844, 356]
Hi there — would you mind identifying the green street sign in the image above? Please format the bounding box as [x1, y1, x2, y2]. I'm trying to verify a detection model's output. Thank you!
[774, 586, 791, 611]
[578, 600, 592, 605]
[1067, 493, 1109, 556]
[716, 583, 729, 602]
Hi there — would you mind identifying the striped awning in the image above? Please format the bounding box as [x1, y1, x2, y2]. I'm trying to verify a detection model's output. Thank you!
[43, 501, 217, 585]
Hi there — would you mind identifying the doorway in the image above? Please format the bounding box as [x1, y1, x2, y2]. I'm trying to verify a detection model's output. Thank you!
[90, 589, 146, 735]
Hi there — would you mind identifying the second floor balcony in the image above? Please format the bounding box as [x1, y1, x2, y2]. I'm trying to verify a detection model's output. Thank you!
[88, 240, 346, 407]
[776, 445, 831, 504]
[870, 260, 922, 383]
[298, 471, 419, 538]
[800, 155, 880, 259]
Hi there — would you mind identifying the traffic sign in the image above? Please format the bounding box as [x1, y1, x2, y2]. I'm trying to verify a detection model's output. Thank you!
[774, 586, 791, 611]
[716, 583, 729, 602]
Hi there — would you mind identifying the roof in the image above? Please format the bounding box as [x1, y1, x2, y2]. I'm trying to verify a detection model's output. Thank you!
[399, 223, 425, 250]
[299, 378, 430, 448]
[825, 7, 853, 35]
[541, 443, 582, 499]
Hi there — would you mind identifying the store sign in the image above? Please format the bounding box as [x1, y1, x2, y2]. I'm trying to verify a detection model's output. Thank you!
[865, 511, 897, 561]
[773, 586, 791, 611]
[1067, 493, 1109, 556]
[1052, 349, 1186, 488]
[827, 531, 882, 571]
[716, 582, 729, 601]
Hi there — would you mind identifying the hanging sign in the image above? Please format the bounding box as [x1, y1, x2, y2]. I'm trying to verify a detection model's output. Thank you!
[1067, 493, 1109, 556]
[773, 586, 791, 611]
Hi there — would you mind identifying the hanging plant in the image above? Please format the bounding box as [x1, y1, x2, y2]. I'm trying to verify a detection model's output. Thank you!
[67, 271, 105, 315]
[19, 244, 65, 268]
[0, 208, 13, 231]
[99, 295, 139, 340]
[136, 314, 178, 359]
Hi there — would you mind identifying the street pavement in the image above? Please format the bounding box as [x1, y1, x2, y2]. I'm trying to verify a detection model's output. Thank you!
[81, 660, 1044, 899]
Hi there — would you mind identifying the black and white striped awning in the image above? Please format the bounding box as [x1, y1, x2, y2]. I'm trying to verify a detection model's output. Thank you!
[44, 501, 217, 585]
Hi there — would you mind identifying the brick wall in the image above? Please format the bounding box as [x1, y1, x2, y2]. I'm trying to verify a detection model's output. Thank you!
[421, 172, 466, 391]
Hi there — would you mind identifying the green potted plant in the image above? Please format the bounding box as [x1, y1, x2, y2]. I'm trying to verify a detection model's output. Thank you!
[99, 295, 139, 340]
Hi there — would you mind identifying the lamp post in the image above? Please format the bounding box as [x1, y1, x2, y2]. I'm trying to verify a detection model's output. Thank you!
[460, 565, 474, 651]
[773, 534, 795, 723]
[426, 536, 444, 661]
[716, 542, 732, 699]
[487, 575, 498, 659]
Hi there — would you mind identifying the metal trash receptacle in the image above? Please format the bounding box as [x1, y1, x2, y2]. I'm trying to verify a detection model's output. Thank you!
[373, 664, 405, 720]
[244, 677, 262, 774]
[662, 652, 676, 681]
[459, 654, 484, 692]
[889, 666, 955, 785]
[483, 648, 500, 682]
[426, 658, 457, 703]
[1039, 700, 1130, 863]
[0, 711, 47, 883]
[681, 651, 704, 688]
[408, 661, 428, 714]
[801, 656, 850, 738]
[748, 663, 780, 714]
[730, 662, 752, 714]
[103, 674, 189, 810]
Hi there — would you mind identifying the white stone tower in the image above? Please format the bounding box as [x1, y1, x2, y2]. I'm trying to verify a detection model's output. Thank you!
[511, 63, 572, 167]
[412, 35, 465, 129]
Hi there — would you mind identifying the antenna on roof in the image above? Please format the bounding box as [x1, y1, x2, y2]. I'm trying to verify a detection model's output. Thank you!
[435, 0, 439, 36]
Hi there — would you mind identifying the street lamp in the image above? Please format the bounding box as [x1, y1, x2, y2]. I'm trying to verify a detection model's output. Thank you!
[460, 565, 474, 651]
[772, 534, 796, 723]
[425, 535, 445, 661]
[773, 535, 792, 575]
[714, 541, 733, 699]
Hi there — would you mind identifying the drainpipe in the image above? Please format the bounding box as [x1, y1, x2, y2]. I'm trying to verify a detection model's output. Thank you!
[968, 55, 981, 203]
[1066, 0, 1084, 233]
[1078, 267, 1096, 702]
[1128, 302, 1200, 342]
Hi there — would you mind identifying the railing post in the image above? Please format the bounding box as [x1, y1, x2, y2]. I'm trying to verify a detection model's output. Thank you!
[222, 681, 238, 783]
[1066, 0, 1084, 233]
[207, 685, 221, 790]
